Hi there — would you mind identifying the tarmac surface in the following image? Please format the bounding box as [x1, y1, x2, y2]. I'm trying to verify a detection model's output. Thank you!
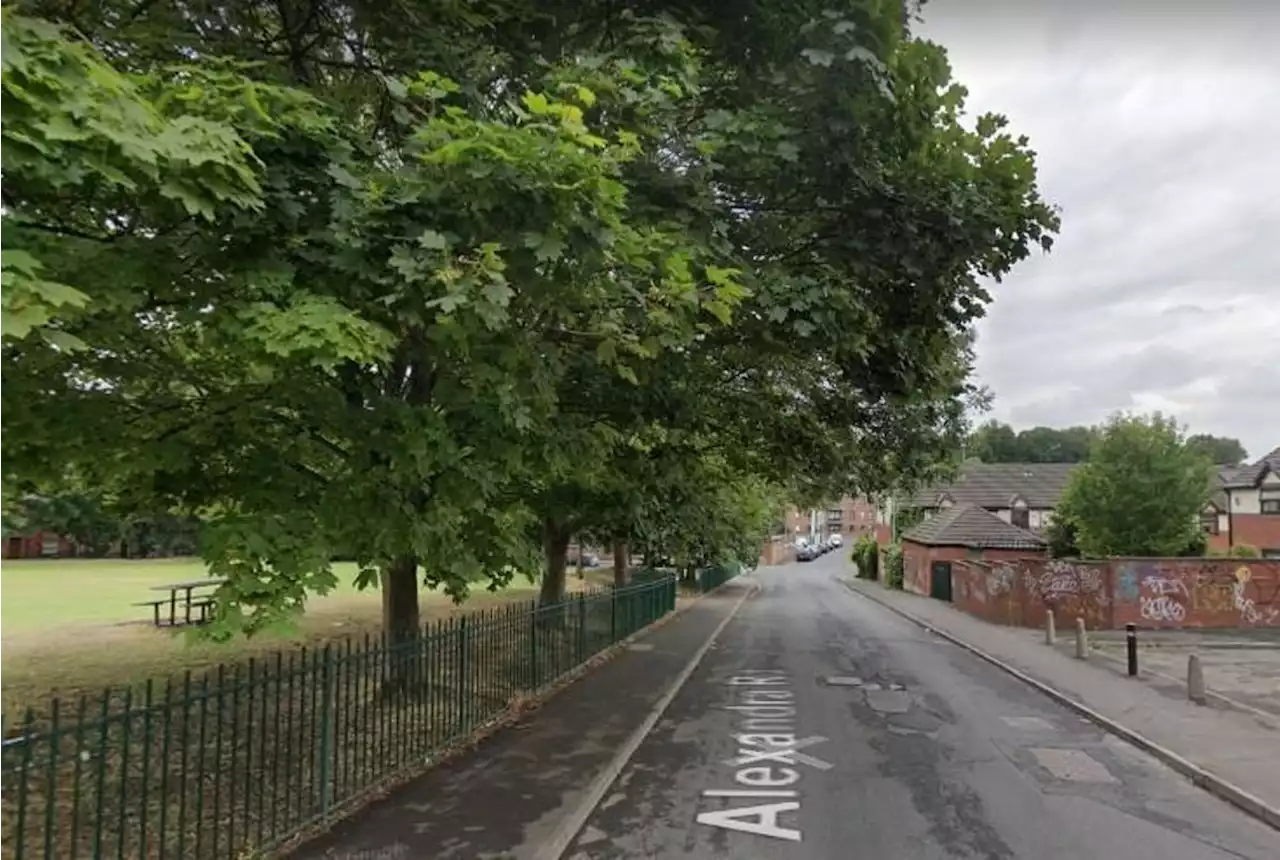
[294, 554, 1280, 860]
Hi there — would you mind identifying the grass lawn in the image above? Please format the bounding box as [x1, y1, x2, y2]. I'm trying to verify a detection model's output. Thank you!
[1, 557, 613, 717]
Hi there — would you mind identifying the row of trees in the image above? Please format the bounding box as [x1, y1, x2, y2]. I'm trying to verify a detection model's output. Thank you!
[966, 420, 1248, 466]
[1, 3, 1058, 642]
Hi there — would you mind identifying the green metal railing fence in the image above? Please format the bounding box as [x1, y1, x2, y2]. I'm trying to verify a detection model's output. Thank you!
[697, 560, 743, 593]
[0, 577, 676, 860]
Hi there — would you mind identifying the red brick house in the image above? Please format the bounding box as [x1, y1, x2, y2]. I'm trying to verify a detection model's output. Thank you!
[784, 495, 877, 544]
[899, 503, 1047, 599]
[2, 532, 77, 559]
[1218, 447, 1280, 557]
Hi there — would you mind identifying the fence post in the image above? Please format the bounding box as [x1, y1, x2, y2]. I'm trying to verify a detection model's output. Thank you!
[529, 605, 539, 689]
[614, 588, 624, 642]
[576, 594, 586, 662]
[457, 616, 469, 735]
[318, 645, 335, 818]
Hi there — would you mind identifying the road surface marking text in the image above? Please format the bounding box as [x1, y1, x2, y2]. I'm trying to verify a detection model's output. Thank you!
[696, 671, 829, 842]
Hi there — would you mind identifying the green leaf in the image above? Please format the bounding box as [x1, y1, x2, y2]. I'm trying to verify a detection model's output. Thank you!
[801, 48, 836, 68]
[418, 230, 448, 250]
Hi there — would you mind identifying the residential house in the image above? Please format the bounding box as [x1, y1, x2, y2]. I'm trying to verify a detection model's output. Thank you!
[3, 532, 77, 559]
[899, 503, 1047, 599]
[1218, 447, 1280, 557]
[785, 496, 878, 544]
[875, 462, 1079, 545]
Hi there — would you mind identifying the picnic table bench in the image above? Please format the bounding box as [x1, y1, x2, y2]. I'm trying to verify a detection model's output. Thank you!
[134, 578, 227, 628]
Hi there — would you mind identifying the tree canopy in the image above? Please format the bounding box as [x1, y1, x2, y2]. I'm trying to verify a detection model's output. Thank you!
[966, 420, 1247, 467]
[2, 1, 1059, 640]
[1053, 413, 1213, 558]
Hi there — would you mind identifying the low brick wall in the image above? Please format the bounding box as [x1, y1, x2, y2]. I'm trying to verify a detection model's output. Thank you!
[950, 557, 1280, 631]
[758, 536, 796, 566]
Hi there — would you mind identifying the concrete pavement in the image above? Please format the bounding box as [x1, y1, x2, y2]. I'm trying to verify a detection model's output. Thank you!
[562, 555, 1277, 859]
[845, 571, 1280, 824]
[287, 578, 755, 860]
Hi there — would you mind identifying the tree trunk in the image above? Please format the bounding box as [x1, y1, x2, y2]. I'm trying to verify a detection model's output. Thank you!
[575, 534, 585, 581]
[380, 555, 420, 692]
[613, 538, 630, 587]
[540, 517, 571, 605]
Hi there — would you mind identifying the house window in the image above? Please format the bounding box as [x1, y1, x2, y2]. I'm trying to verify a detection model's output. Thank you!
[1011, 508, 1030, 530]
[1261, 493, 1280, 515]
[1200, 512, 1220, 535]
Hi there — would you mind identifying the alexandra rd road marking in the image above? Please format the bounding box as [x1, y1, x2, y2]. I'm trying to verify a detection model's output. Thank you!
[697, 670, 832, 842]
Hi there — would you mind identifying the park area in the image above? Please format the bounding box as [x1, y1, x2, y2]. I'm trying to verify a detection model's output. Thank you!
[0, 556, 710, 860]
[1, 557, 612, 718]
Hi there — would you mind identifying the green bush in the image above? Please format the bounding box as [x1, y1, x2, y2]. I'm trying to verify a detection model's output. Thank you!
[1229, 543, 1262, 558]
[884, 544, 904, 590]
[852, 535, 879, 580]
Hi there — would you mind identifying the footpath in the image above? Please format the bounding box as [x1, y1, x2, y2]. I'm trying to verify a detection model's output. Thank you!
[842, 577, 1280, 830]
[285, 579, 754, 860]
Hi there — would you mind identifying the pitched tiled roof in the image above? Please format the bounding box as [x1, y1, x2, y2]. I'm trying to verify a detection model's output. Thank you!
[1221, 445, 1280, 488]
[902, 503, 1046, 550]
[903, 462, 1080, 509]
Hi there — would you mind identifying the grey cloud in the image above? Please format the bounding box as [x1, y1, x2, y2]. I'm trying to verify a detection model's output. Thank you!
[921, 0, 1280, 461]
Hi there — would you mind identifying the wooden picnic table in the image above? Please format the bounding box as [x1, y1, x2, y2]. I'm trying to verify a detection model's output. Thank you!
[136, 577, 227, 628]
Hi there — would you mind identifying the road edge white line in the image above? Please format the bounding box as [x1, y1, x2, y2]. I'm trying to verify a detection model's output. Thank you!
[533, 580, 760, 860]
[838, 578, 1280, 834]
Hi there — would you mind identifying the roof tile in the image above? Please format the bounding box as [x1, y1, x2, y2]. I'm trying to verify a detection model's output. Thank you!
[902, 503, 1047, 550]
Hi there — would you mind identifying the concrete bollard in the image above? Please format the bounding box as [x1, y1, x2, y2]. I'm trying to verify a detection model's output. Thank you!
[1074, 617, 1088, 660]
[1045, 610, 1056, 646]
[1187, 653, 1207, 705]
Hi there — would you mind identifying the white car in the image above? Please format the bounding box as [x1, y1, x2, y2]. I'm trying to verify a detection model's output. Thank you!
[828, 534, 843, 549]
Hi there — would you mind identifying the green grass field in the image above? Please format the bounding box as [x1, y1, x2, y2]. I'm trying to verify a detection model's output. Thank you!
[1, 557, 609, 716]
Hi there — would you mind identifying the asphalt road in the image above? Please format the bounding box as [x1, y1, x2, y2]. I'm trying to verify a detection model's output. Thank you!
[561, 554, 1280, 859]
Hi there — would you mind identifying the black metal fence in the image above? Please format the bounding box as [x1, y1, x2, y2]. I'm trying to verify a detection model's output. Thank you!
[1, 577, 677, 860]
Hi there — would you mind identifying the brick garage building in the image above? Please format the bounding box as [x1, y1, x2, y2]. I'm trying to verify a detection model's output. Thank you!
[899, 503, 1047, 600]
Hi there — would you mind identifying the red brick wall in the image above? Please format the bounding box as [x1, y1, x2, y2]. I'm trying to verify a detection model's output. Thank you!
[902, 542, 1045, 598]
[758, 536, 796, 567]
[1231, 514, 1280, 553]
[949, 557, 1280, 631]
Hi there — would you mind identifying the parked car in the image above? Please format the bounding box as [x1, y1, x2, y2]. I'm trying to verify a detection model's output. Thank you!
[797, 544, 818, 562]
[828, 534, 843, 549]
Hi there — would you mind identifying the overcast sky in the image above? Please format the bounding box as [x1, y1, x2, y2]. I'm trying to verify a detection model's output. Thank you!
[917, 0, 1279, 462]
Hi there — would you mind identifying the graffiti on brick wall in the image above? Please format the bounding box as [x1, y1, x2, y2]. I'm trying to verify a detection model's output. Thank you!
[1114, 559, 1280, 628]
[1021, 559, 1109, 627]
[990, 563, 1016, 598]
[1023, 560, 1106, 602]
[1138, 574, 1188, 623]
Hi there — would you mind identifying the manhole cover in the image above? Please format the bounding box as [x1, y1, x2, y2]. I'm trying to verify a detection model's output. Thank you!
[824, 676, 864, 687]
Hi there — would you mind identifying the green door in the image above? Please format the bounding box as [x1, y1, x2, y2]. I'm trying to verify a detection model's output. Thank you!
[930, 561, 953, 602]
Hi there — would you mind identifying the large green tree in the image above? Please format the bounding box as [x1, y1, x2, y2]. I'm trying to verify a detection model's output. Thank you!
[967, 421, 1097, 463]
[5, 2, 1060, 645]
[1054, 413, 1213, 557]
[1185, 434, 1248, 466]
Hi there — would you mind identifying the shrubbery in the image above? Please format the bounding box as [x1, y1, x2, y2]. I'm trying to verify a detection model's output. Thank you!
[884, 544, 904, 590]
[852, 535, 879, 580]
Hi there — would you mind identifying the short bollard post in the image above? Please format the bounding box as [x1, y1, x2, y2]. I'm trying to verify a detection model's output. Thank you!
[1125, 623, 1138, 677]
[1045, 610, 1056, 646]
[1188, 653, 1207, 705]
[1074, 617, 1088, 659]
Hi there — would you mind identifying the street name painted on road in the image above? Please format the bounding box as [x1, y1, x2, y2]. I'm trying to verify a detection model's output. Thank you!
[696, 670, 830, 843]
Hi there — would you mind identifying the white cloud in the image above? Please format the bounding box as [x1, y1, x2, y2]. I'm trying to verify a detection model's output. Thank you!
[918, 0, 1280, 461]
